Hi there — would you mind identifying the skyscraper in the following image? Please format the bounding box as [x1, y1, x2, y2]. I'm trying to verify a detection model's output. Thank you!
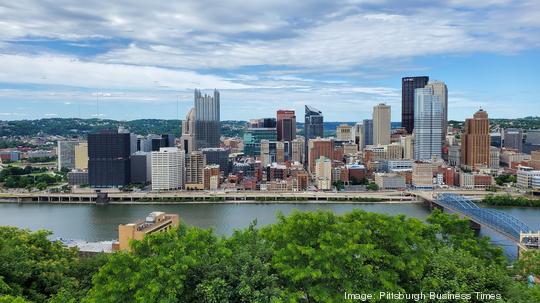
[304, 105, 323, 165]
[277, 109, 296, 142]
[373, 103, 391, 146]
[185, 151, 206, 190]
[503, 128, 523, 152]
[362, 119, 373, 146]
[425, 81, 448, 140]
[180, 107, 195, 154]
[402, 76, 429, 134]
[308, 138, 334, 173]
[151, 147, 184, 191]
[413, 87, 442, 161]
[461, 109, 490, 169]
[88, 130, 132, 187]
[194, 89, 220, 149]
[57, 140, 78, 171]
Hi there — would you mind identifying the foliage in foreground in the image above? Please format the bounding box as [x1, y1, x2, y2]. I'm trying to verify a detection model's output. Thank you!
[1, 210, 540, 302]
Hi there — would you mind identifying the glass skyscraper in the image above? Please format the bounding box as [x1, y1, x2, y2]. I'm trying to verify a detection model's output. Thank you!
[194, 89, 220, 149]
[413, 87, 442, 161]
[304, 105, 324, 165]
[402, 76, 429, 134]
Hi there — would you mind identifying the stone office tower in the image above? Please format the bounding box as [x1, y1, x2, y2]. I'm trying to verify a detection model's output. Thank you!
[461, 109, 490, 169]
[194, 89, 220, 149]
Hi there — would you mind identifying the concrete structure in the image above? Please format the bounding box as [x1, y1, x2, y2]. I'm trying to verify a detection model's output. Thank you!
[375, 173, 406, 190]
[315, 157, 332, 190]
[260, 140, 287, 165]
[130, 152, 152, 184]
[57, 140, 78, 170]
[151, 147, 184, 191]
[400, 135, 414, 160]
[27, 150, 54, 158]
[414, 87, 442, 161]
[504, 128, 523, 152]
[373, 103, 391, 145]
[489, 147, 500, 169]
[185, 151, 206, 190]
[180, 107, 195, 154]
[308, 138, 334, 173]
[461, 109, 490, 169]
[448, 145, 461, 167]
[291, 138, 304, 163]
[336, 124, 354, 141]
[118, 212, 179, 251]
[276, 109, 296, 142]
[74, 142, 88, 170]
[425, 81, 448, 140]
[517, 166, 540, 189]
[204, 165, 220, 190]
[500, 150, 531, 166]
[412, 162, 433, 189]
[402, 76, 429, 134]
[530, 150, 540, 170]
[194, 89, 220, 149]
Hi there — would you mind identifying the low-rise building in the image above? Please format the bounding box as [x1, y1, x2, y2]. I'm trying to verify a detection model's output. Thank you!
[374, 173, 406, 190]
[517, 166, 540, 188]
[412, 162, 433, 189]
[117, 212, 179, 251]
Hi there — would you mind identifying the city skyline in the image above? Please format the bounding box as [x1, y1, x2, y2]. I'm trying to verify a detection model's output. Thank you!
[0, 1, 539, 121]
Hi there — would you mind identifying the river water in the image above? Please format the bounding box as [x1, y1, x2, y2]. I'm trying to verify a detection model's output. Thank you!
[0, 202, 538, 259]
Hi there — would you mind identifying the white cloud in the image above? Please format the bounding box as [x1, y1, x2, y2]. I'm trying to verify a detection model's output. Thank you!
[0, 54, 250, 90]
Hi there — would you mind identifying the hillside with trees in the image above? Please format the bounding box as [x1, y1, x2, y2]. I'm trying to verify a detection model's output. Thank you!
[1, 210, 539, 302]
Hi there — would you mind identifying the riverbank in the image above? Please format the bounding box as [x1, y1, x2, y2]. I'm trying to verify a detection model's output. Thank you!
[0, 198, 421, 205]
[482, 194, 540, 207]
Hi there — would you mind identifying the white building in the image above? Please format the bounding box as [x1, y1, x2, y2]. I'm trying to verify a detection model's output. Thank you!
[374, 173, 406, 190]
[336, 124, 354, 141]
[315, 156, 332, 190]
[414, 87, 442, 161]
[489, 147, 500, 169]
[151, 147, 184, 191]
[57, 140, 79, 171]
[517, 166, 540, 189]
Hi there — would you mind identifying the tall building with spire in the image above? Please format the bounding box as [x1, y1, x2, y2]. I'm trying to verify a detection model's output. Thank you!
[461, 109, 490, 169]
[304, 105, 323, 165]
[180, 107, 195, 154]
[373, 103, 391, 145]
[402, 76, 429, 134]
[425, 81, 448, 140]
[194, 89, 220, 149]
[413, 87, 442, 161]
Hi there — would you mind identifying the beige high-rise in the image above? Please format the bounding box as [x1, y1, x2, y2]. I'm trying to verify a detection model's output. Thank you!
[74, 142, 88, 170]
[461, 109, 490, 169]
[373, 103, 391, 145]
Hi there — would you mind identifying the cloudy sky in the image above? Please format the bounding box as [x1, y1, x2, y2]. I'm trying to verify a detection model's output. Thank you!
[0, 0, 539, 121]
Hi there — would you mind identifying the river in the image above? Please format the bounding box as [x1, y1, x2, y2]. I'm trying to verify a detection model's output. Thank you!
[0, 202, 538, 259]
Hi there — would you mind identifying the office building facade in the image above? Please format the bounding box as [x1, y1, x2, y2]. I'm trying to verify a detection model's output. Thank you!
[362, 119, 373, 146]
[194, 89, 220, 149]
[461, 109, 490, 169]
[504, 128, 523, 152]
[151, 147, 184, 191]
[425, 81, 448, 140]
[57, 140, 79, 171]
[88, 131, 132, 187]
[277, 109, 296, 142]
[413, 87, 442, 161]
[373, 103, 391, 146]
[402, 76, 429, 134]
[304, 105, 323, 165]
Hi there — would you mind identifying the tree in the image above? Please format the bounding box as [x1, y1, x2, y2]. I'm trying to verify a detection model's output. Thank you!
[366, 182, 379, 191]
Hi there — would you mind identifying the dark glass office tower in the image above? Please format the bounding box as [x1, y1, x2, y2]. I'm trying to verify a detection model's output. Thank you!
[194, 89, 220, 149]
[362, 119, 373, 146]
[304, 105, 324, 165]
[277, 109, 296, 142]
[88, 130, 132, 187]
[402, 76, 429, 134]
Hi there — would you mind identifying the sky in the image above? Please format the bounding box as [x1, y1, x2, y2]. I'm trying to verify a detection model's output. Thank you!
[0, 0, 539, 122]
